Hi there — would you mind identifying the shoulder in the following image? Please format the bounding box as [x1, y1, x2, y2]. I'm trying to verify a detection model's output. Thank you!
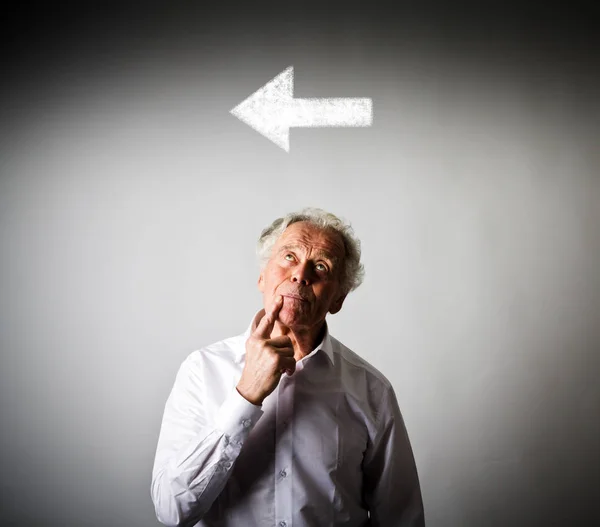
[331, 335, 393, 390]
[167, 332, 246, 411]
[178, 332, 246, 378]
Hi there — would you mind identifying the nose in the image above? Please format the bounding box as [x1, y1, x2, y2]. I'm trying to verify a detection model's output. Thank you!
[291, 262, 312, 286]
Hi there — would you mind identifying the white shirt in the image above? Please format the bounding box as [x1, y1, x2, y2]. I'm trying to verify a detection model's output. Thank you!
[151, 315, 425, 527]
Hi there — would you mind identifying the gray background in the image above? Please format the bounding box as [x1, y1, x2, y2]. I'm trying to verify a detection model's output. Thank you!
[1, 2, 599, 526]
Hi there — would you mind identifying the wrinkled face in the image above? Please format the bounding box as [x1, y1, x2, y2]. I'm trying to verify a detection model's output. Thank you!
[258, 221, 347, 331]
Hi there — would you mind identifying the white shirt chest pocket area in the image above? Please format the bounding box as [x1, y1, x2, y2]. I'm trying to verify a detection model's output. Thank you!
[293, 393, 369, 475]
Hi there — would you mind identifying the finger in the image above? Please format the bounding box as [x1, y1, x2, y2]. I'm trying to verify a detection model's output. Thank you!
[268, 335, 293, 348]
[254, 295, 283, 338]
[250, 309, 266, 333]
[272, 346, 294, 358]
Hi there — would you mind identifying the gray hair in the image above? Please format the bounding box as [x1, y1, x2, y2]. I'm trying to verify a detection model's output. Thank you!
[256, 207, 365, 295]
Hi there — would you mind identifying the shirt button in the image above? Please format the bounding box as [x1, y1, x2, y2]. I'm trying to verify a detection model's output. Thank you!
[279, 469, 287, 478]
[279, 522, 287, 527]
[242, 419, 252, 428]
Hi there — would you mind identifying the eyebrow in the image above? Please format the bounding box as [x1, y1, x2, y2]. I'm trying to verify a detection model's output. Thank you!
[278, 244, 339, 264]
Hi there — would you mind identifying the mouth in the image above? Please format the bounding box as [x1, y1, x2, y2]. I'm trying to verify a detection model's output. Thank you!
[282, 294, 309, 302]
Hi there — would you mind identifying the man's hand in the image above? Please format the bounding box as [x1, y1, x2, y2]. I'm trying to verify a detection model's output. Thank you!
[236, 296, 296, 406]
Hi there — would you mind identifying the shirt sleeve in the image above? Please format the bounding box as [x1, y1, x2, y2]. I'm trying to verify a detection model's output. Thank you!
[362, 386, 425, 526]
[150, 354, 263, 527]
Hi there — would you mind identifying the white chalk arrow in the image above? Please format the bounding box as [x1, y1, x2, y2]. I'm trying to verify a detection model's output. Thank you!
[230, 66, 372, 152]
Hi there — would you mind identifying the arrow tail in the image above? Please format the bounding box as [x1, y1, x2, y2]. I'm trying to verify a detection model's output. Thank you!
[290, 98, 373, 128]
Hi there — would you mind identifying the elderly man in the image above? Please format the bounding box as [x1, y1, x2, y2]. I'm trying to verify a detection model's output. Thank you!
[151, 208, 425, 526]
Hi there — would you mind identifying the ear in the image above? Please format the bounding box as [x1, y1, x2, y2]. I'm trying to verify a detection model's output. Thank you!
[329, 293, 347, 315]
[257, 272, 265, 293]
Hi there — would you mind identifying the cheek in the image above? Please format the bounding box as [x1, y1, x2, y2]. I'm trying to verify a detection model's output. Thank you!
[261, 275, 280, 296]
[319, 288, 338, 308]
[267, 267, 288, 286]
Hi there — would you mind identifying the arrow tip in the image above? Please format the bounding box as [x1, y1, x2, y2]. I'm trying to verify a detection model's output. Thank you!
[230, 66, 294, 152]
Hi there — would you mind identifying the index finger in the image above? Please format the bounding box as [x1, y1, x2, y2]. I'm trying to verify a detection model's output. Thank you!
[254, 295, 283, 339]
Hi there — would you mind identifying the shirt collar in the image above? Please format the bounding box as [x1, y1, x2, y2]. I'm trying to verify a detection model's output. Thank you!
[241, 309, 334, 365]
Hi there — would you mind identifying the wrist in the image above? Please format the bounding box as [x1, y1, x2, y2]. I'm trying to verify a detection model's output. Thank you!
[236, 384, 263, 406]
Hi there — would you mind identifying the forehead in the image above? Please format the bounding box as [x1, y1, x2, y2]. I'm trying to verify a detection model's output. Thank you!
[275, 221, 346, 259]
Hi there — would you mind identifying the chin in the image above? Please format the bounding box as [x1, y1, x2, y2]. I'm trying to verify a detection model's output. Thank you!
[279, 305, 311, 329]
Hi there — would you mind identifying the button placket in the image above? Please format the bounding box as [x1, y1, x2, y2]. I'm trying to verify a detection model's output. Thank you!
[274, 375, 294, 527]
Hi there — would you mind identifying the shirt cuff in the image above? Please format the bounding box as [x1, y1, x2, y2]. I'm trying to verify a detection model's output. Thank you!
[214, 387, 264, 447]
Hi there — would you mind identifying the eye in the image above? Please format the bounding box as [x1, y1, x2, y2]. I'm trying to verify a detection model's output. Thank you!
[284, 253, 295, 261]
[315, 262, 328, 272]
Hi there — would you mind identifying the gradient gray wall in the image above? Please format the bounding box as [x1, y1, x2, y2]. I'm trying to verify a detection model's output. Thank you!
[1, 3, 598, 526]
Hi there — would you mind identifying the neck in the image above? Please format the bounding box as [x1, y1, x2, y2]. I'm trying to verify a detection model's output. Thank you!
[271, 320, 327, 361]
